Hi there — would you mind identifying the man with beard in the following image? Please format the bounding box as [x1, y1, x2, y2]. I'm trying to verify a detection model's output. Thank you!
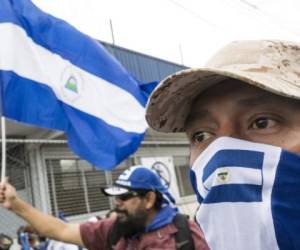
[145, 40, 300, 250]
[74, 166, 208, 249]
[0, 166, 209, 249]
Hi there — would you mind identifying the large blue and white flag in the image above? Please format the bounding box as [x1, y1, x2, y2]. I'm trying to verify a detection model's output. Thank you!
[190, 137, 300, 250]
[0, 0, 150, 170]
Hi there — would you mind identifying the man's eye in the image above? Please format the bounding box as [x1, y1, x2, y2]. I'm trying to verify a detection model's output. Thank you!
[251, 118, 276, 129]
[192, 131, 212, 143]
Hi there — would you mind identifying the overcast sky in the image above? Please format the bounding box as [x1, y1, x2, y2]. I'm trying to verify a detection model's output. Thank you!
[32, 0, 300, 67]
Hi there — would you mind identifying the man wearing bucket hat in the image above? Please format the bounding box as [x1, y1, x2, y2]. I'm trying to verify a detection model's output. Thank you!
[146, 40, 300, 250]
[0, 166, 209, 250]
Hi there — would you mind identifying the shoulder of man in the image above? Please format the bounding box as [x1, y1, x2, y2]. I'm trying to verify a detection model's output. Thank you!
[185, 218, 210, 250]
[173, 213, 195, 250]
[80, 218, 115, 250]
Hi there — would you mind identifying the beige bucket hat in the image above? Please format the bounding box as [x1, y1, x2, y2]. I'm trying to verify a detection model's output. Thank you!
[146, 40, 300, 132]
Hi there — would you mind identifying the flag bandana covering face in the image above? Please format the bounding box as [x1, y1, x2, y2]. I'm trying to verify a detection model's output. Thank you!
[190, 137, 300, 250]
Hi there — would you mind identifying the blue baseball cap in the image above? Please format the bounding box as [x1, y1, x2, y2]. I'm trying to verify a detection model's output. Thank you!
[101, 166, 175, 204]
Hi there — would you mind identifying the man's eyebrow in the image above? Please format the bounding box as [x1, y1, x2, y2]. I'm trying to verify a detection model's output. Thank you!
[186, 95, 275, 121]
[185, 110, 213, 123]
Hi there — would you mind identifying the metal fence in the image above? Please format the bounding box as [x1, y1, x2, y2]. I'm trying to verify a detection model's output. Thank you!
[0, 143, 31, 237]
[0, 140, 197, 240]
[45, 158, 133, 217]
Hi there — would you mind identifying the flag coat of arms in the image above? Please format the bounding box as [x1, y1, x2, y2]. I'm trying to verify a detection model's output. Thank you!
[0, 0, 149, 170]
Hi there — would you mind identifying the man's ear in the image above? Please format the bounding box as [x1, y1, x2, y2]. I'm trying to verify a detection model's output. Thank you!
[144, 191, 156, 210]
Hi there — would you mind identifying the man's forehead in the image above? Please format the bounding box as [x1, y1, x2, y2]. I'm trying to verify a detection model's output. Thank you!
[186, 95, 276, 121]
[191, 79, 298, 105]
[185, 110, 213, 126]
[193, 92, 287, 108]
[185, 82, 300, 126]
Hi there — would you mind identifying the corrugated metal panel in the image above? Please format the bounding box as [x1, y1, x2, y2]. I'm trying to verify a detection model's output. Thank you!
[101, 41, 187, 83]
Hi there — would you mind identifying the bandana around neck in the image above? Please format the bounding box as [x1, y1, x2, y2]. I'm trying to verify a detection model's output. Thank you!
[144, 204, 177, 233]
[190, 136, 300, 250]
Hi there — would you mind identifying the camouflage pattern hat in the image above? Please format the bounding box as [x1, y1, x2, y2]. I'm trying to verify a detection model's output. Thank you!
[146, 40, 300, 132]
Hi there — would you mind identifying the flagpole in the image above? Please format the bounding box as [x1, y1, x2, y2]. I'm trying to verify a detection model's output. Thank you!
[109, 19, 115, 45]
[179, 44, 184, 65]
[1, 116, 6, 182]
[0, 72, 5, 182]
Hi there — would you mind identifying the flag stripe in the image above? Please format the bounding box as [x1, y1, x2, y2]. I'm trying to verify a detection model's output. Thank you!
[0, 0, 146, 105]
[203, 167, 263, 190]
[202, 149, 264, 182]
[1, 70, 144, 169]
[66, 105, 145, 169]
[272, 151, 300, 249]
[0, 23, 147, 133]
[1, 70, 68, 131]
[203, 184, 262, 203]
[190, 169, 204, 203]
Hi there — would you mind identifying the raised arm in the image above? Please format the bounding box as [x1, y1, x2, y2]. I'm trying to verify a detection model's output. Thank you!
[0, 179, 84, 247]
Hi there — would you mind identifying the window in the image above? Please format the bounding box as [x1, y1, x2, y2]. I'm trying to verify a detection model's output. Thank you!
[174, 156, 194, 197]
[2, 144, 27, 190]
[46, 158, 133, 217]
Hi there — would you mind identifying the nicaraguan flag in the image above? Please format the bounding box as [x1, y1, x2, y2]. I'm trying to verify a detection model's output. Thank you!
[190, 137, 300, 250]
[0, 0, 150, 170]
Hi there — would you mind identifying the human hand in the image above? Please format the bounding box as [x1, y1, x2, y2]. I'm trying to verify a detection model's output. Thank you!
[0, 178, 17, 209]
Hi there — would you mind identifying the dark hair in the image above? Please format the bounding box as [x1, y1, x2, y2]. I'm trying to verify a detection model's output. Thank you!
[133, 189, 163, 209]
[153, 191, 163, 209]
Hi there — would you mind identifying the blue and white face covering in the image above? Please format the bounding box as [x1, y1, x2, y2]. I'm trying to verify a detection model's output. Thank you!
[190, 136, 300, 250]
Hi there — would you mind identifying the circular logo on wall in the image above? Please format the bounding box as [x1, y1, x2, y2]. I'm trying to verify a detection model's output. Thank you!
[61, 66, 84, 102]
[151, 161, 171, 188]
